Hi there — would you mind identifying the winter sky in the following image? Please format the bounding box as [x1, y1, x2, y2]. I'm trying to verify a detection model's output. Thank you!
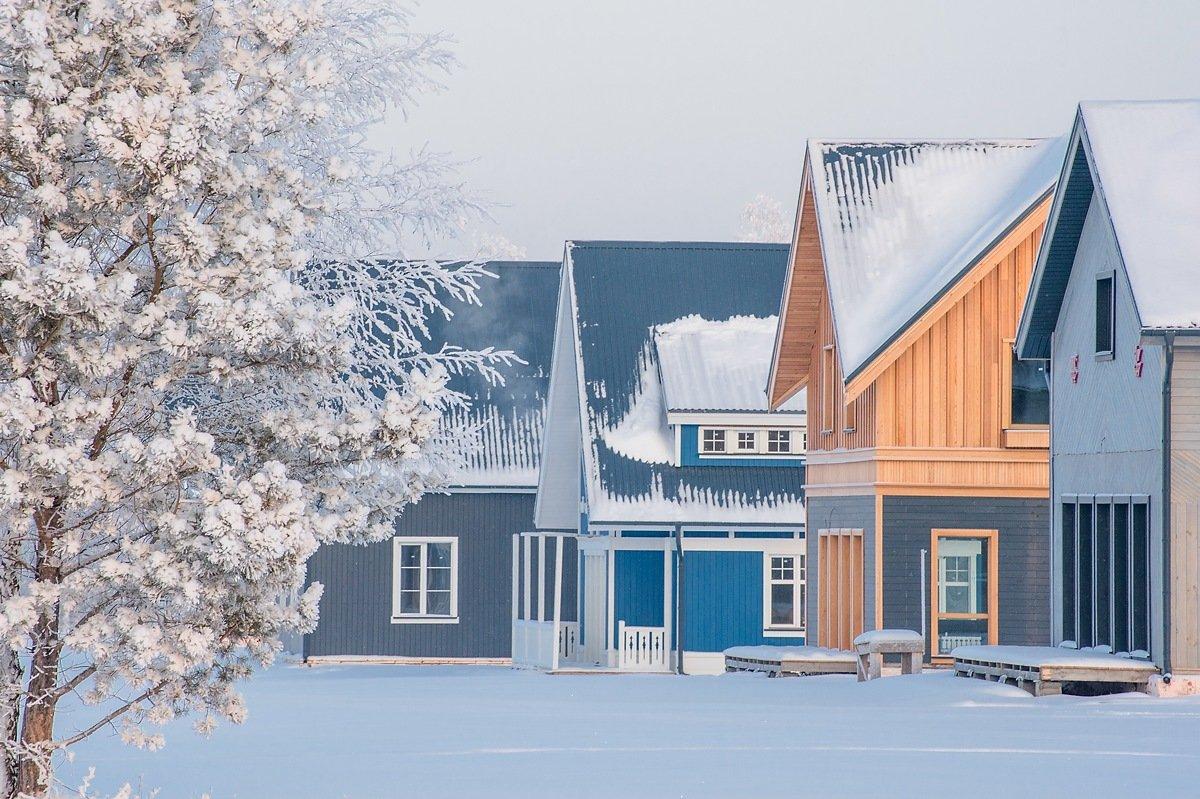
[377, 0, 1200, 260]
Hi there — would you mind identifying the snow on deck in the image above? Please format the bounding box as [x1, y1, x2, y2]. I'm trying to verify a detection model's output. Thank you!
[953, 645, 1157, 672]
[1080, 100, 1200, 330]
[811, 138, 1066, 380]
[725, 645, 855, 663]
[653, 315, 806, 413]
[854, 629, 924, 646]
[60, 665, 1200, 799]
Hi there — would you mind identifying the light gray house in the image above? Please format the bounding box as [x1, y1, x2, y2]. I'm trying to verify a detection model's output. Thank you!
[1017, 100, 1200, 676]
[304, 261, 566, 663]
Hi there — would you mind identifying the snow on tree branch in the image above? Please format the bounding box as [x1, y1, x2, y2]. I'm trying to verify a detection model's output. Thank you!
[737, 194, 792, 243]
[0, 0, 508, 794]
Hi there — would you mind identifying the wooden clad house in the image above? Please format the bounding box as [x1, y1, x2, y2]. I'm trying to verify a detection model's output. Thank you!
[304, 261, 563, 664]
[1017, 100, 1200, 674]
[767, 139, 1067, 658]
[523, 242, 808, 675]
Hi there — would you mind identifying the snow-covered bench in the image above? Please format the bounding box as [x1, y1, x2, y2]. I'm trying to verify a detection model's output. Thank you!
[852, 629, 924, 682]
[952, 645, 1157, 696]
[724, 645, 857, 677]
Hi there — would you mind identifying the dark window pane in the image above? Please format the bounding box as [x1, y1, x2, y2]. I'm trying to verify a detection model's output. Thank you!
[427, 567, 451, 591]
[1096, 276, 1114, 354]
[1062, 502, 1076, 643]
[401, 544, 421, 567]
[427, 591, 452, 616]
[1133, 503, 1150, 652]
[1079, 503, 1094, 647]
[1096, 503, 1112, 647]
[399, 590, 420, 614]
[400, 567, 420, 591]
[1114, 502, 1130, 653]
[1011, 352, 1050, 425]
[427, 543, 452, 567]
[771, 584, 794, 625]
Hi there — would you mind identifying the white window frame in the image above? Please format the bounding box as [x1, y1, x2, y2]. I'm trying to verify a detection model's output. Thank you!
[391, 536, 459, 624]
[763, 553, 806, 635]
[766, 429, 793, 454]
[698, 427, 805, 459]
[1095, 270, 1116, 360]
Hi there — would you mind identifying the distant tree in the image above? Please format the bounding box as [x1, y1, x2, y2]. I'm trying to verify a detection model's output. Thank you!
[0, 1, 510, 795]
[738, 194, 792, 243]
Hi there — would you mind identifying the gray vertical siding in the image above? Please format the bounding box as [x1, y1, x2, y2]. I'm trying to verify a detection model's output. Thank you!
[305, 492, 576, 659]
[1049, 192, 1165, 663]
[804, 495, 876, 644]
[882, 495, 1051, 654]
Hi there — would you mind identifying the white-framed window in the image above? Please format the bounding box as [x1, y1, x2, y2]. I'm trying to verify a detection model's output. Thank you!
[698, 427, 805, 458]
[392, 537, 459, 624]
[1095, 272, 1115, 358]
[701, 427, 727, 453]
[764, 553, 805, 631]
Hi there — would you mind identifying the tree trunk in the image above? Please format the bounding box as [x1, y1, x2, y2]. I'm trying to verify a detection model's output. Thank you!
[15, 612, 59, 798]
[0, 644, 20, 799]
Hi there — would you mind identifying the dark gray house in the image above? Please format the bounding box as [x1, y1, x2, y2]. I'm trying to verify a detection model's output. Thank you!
[1017, 100, 1200, 676]
[304, 261, 562, 663]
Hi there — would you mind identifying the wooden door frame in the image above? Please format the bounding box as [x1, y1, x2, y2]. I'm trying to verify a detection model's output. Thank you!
[930, 528, 999, 657]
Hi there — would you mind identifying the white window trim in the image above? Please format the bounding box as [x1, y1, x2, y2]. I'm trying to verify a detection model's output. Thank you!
[697, 426, 807, 459]
[763, 553, 806, 636]
[391, 536, 460, 624]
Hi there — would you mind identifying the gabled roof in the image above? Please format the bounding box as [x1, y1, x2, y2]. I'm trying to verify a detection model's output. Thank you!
[808, 138, 1066, 383]
[1019, 100, 1200, 358]
[654, 315, 806, 414]
[543, 241, 805, 526]
[425, 261, 560, 488]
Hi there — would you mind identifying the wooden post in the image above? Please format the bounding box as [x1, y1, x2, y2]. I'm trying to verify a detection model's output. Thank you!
[522, 534, 532, 624]
[607, 543, 616, 660]
[537, 535, 546, 623]
[663, 544, 673, 672]
[552, 535, 564, 671]
[511, 534, 519, 663]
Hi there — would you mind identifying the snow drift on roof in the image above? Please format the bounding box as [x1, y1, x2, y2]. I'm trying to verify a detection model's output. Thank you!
[811, 138, 1067, 380]
[653, 315, 806, 413]
[1080, 100, 1200, 330]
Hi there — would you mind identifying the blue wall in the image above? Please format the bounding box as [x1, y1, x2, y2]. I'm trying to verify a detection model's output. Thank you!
[679, 425, 805, 468]
[614, 550, 665, 629]
[682, 550, 804, 652]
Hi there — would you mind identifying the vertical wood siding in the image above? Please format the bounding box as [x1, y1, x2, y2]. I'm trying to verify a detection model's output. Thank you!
[771, 186, 825, 407]
[807, 289, 878, 452]
[1171, 349, 1200, 671]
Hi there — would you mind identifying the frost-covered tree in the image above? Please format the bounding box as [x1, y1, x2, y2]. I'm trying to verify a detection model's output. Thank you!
[737, 194, 791, 243]
[0, 1, 509, 795]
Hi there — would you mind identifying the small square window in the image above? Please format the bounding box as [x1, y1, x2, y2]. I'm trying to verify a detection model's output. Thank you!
[736, 431, 757, 451]
[701, 428, 726, 453]
[767, 430, 792, 453]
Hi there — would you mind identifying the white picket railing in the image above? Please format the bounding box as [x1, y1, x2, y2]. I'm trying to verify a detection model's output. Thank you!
[512, 619, 558, 670]
[618, 621, 670, 672]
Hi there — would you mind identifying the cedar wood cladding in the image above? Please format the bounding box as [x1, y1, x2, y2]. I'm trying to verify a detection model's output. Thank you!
[305, 492, 577, 659]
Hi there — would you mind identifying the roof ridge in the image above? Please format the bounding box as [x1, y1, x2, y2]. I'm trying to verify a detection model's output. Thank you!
[566, 240, 789, 252]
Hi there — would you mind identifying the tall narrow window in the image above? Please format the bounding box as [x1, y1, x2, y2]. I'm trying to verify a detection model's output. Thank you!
[821, 344, 836, 433]
[1096, 274, 1115, 357]
[1061, 502, 1076, 643]
[1078, 506, 1094, 647]
[1011, 350, 1050, 425]
[931, 530, 998, 656]
[392, 537, 459, 623]
[765, 554, 805, 631]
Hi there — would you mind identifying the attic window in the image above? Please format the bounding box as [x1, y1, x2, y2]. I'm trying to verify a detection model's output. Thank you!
[698, 427, 804, 458]
[1095, 274, 1115, 358]
[767, 430, 792, 454]
[701, 428, 726, 453]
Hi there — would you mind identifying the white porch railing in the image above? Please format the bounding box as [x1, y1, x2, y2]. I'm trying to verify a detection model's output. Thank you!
[513, 619, 558, 670]
[618, 621, 670, 672]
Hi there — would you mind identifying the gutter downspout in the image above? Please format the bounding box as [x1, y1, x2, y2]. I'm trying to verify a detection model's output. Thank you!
[1162, 331, 1176, 677]
[675, 524, 684, 675]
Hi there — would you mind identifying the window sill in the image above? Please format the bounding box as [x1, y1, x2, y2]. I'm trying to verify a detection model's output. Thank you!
[763, 628, 806, 638]
[1003, 427, 1048, 449]
[1095, 351, 1114, 362]
[391, 616, 460, 625]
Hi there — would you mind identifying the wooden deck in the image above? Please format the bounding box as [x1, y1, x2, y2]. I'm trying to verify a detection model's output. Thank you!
[724, 647, 857, 677]
[952, 646, 1158, 696]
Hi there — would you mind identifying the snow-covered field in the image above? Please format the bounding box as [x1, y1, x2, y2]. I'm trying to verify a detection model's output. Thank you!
[62, 665, 1200, 798]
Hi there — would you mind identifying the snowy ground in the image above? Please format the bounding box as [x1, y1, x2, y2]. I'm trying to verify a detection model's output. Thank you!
[61, 665, 1200, 798]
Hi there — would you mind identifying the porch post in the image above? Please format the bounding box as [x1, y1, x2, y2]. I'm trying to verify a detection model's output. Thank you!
[537, 534, 547, 622]
[607, 540, 616, 660]
[552, 535, 564, 671]
[511, 534, 519, 661]
[663, 541, 673, 671]
[523, 533, 532, 623]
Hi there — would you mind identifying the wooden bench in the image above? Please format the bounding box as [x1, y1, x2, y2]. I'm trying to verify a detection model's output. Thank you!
[852, 630, 924, 682]
[724, 646, 857, 677]
[952, 645, 1157, 696]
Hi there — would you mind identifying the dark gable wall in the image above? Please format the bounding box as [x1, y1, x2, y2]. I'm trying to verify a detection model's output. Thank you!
[306, 492, 573, 659]
[882, 495, 1051, 654]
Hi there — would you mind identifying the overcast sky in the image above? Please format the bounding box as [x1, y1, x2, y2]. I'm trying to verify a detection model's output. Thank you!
[377, 0, 1200, 260]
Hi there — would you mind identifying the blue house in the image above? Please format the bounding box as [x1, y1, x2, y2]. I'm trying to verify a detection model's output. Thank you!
[519, 242, 808, 675]
[304, 261, 564, 663]
[1017, 100, 1200, 676]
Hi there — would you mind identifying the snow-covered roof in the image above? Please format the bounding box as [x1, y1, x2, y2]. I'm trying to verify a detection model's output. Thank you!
[653, 315, 806, 414]
[1080, 100, 1200, 330]
[547, 241, 806, 526]
[1018, 101, 1200, 359]
[423, 261, 559, 488]
[810, 138, 1067, 381]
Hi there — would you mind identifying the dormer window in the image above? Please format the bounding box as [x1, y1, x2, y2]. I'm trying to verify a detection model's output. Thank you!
[698, 427, 804, 457]
[701, 428, 727, 453]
